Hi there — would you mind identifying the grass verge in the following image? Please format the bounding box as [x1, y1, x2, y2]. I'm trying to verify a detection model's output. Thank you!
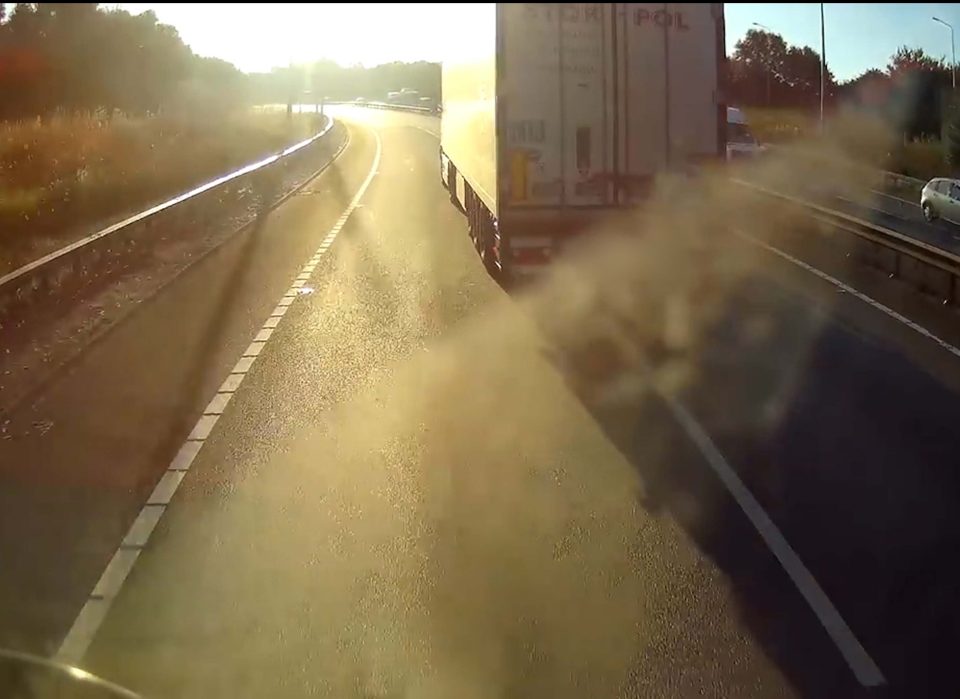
[0, 109, 325, 275]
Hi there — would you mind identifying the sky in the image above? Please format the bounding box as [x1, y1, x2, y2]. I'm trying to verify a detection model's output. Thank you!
[725, 3, 960, 80]
[113, 3, 960, 81]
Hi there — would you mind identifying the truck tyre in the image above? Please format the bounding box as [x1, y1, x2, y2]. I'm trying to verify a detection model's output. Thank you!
[477, 206, 498, 277]
[447, 161, 461, 210]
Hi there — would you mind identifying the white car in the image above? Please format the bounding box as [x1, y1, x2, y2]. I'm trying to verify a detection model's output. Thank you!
[920, 177, 960, 223]
[726, 107, 764, 161]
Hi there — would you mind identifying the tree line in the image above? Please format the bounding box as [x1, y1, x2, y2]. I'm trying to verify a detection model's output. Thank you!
[0, 3, 440, 123]
[730, 28, 957, 139]
[0, 3, 250, 120]
[247, 60, 441, 107]
[5, 3, 950, 142]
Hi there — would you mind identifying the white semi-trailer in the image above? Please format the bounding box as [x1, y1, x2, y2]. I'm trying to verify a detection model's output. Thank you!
[440, 3, 726, 279]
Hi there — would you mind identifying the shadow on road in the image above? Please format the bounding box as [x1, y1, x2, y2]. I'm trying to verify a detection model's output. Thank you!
[156, 131, 354, 472]
[536, 258, 960, 698]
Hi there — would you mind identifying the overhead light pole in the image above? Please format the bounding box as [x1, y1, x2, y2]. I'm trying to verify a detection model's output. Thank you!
[820, 3, 826, 133]
[933, 16, 956, 90]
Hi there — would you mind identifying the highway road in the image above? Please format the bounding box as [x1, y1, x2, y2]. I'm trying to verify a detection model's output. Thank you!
[3, 107, 960, 698]
[766, 165, 960, 257]
[826, 189, 960, 256]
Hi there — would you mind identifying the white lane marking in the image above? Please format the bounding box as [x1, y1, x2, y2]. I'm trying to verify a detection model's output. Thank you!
[169, 441, 202, 471]
[232, 356, 256, 373]
[122, 506, 164, 547]
[219, 373, 244, 392]
[739, 231, 960, 360]
[414, 125, 440, 139]
[243, 341, 266, 357]
[657, 391, 886, 688]
[204, 392, 232, 415]
[187, 414, 219, 440]
[59, 601, 109, 659]
[56, 128, 383, 666]
[835, 194, 908, 222]
[91, 550, 141, 599]
[146, 471, 185, 505]
[869, 189, 917, 208]
[254, 328, 273, 343]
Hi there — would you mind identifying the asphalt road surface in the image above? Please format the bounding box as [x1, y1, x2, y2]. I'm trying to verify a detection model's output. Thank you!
[3, 107, 960, 698]
[796, 177, 960, 256]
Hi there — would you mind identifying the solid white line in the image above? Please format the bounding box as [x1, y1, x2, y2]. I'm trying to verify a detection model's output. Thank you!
[55, 127, 383, 666]
[657, 391, 886, 687]
[739, 231, 960, 360]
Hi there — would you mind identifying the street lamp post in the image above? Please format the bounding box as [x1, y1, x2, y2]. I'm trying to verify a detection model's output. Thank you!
[933, 16, 956, 90]
[820, 3, 826, 133]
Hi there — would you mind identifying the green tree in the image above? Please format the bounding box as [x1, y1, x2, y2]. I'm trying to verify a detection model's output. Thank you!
[732, 29, 789, 106]
[887, 46, 947, 78]
[781, 45, 836, 107]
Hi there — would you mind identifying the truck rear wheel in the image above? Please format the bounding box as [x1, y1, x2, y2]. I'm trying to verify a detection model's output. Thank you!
[447, 161, 461, 209]
[465, 184, 499, 277]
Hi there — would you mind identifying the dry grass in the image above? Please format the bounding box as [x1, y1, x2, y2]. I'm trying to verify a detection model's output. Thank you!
[0, 110, 323, 273]
[742, 107, 817, 144]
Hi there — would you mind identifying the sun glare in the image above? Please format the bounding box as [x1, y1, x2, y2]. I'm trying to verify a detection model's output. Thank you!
[118, 3, 454, 72]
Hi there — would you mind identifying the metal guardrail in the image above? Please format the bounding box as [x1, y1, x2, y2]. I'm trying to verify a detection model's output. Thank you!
[736, 178, 960, 305]
[0, 118, 337, 316]
[326, 100, 435, 115]
[880, 169, 927, 192]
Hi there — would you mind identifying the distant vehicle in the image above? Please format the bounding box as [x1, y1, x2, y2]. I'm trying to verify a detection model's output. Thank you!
[726, 107, 763, 160]
[354, 96, 367, 104]
[387, 89, 423, 107]
[921, 177, 960, 223]
[440, 3, 726, 280]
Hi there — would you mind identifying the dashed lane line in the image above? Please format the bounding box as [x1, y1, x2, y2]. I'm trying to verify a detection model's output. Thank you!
[55, 129, 383, 666]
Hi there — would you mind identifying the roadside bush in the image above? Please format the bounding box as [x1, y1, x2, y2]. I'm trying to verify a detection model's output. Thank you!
[0, 111, 318, 273]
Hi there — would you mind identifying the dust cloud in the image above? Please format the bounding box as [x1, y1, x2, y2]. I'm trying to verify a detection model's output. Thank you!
[87, 110, 906, 698]
[265, 114, 896, 698]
